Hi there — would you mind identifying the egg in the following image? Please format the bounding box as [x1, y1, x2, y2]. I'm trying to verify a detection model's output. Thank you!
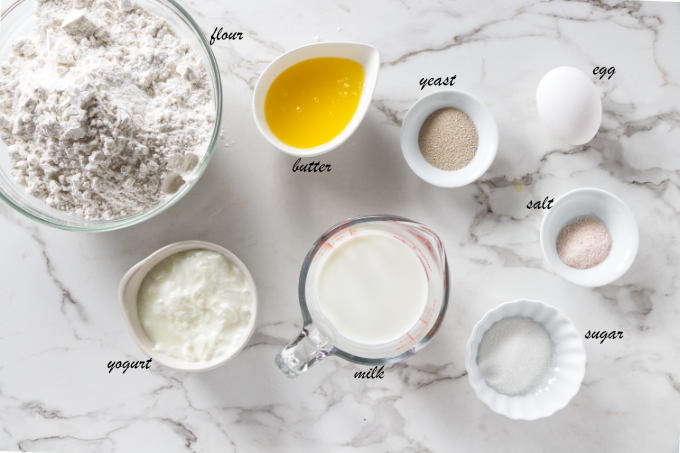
[536, 66, 602, 145]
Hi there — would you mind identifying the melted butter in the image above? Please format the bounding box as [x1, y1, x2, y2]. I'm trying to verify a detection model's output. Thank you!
[265, 57, 364, 148]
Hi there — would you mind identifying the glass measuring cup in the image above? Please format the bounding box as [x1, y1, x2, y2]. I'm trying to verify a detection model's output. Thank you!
[276, 215, 449, 377]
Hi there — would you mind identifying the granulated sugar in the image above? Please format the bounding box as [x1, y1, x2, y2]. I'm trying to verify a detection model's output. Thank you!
[0, 0, 214, 219]
[556, 216, 612, 269]
[418, 107, 478, 171]
[477, 317, 553, 395]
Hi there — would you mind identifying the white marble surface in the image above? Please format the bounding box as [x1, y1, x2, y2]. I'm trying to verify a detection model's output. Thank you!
[1, 0, 680, 451]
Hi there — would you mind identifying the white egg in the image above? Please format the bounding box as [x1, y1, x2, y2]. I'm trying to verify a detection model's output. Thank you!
[536, 66, 602, 145]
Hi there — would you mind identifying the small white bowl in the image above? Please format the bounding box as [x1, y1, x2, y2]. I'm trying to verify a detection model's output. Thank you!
[466, 299, 586, 421]
[118, 241, 258, 372]
[540, 187, 638, 287]
[252, 41, 379, 157]
[400, 90, 498, 187]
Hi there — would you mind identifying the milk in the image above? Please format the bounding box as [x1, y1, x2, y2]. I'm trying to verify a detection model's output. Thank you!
[316, 231, 428, 345]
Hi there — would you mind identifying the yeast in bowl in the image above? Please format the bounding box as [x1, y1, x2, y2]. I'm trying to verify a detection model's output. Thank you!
[400, 90, 498, 188]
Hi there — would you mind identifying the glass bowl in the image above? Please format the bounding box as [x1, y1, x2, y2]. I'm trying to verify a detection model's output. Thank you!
[0, 0, 222, 231]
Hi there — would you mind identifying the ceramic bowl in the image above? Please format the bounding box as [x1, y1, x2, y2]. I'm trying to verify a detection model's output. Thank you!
[466, 299, 586, 421]
[540, 187, 638, 287]
[252, 41, 379, 157]
[118, 241, 258, 372]
[400, 89, 498, 187]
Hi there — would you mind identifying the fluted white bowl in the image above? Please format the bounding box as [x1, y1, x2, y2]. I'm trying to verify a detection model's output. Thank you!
[466, 299, 586, 420]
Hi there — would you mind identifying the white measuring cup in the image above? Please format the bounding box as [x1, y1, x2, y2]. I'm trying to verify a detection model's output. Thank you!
[276, 215, 449, 377]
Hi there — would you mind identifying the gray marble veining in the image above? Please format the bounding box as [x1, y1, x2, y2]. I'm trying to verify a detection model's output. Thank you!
[1, 0, 679, 451]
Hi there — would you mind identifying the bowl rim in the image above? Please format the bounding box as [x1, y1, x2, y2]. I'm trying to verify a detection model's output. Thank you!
[465, 298, 586, 420]
[251, 40, 380, 158]
[0, 0, 223, 232]
[400, 88, 499, 188]
[118, 240, 258, 372]
[539, 187, 639, 287]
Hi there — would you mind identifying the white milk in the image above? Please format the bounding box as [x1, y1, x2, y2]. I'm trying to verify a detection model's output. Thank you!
[316, 231, 428, 345]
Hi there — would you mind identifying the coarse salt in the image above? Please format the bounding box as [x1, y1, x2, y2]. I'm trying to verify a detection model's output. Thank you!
[556, 216, 612, 269]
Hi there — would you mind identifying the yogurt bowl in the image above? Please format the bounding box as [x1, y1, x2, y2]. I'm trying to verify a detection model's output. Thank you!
[252, 41, 379, 157]
[118, 240, 258, 372]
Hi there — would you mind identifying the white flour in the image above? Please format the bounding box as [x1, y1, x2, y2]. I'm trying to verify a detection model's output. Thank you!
[0, 0, 215, 219]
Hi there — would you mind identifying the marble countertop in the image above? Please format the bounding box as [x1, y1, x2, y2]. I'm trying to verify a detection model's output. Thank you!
[1, 0, 680, 451]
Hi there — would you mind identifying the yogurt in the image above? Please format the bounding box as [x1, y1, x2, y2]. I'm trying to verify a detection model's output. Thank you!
[316, 231, 428, 345]
[137, 249, 254, 362]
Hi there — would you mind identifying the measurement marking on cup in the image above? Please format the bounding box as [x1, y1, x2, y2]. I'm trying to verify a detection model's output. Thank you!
[397, 343, 409, 351]
[417, 255, 431, 280]
[419, 318, 428, 324]
[396, 336, 412, 350]
[407, 333, 415, 341]
[415, 233, 434, 252]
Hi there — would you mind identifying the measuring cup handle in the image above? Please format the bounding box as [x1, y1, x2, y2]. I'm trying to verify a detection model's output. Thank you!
[275, 323, 331, 377]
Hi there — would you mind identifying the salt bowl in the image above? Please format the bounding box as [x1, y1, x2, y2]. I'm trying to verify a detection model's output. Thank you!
[540, 187, 638, 287]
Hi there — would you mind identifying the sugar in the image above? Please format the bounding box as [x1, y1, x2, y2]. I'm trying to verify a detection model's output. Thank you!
[556, 216, 612, 269]
[477, 317, 553, 395]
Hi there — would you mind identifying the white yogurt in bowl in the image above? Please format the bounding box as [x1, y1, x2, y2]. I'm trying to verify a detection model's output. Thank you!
[119, 241, 257, 371]
[137, 249, 253, 363]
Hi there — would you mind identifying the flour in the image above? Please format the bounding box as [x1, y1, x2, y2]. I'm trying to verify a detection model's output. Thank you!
[0, 0, 214, 219]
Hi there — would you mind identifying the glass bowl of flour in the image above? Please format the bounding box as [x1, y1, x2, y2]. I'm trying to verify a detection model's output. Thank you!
[0, 0, 221, 231]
